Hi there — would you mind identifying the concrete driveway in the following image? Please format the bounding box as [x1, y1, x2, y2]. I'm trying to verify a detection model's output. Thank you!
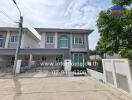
[0, 73, 131, 100]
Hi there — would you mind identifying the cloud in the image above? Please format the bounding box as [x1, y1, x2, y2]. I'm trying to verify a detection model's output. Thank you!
[0, 0, 112, 49]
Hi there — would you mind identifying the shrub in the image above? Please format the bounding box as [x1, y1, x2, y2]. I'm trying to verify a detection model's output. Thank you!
[71, 66, 87, 72]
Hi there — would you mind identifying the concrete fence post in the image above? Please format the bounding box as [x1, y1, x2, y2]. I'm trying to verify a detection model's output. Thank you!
[64, 59, 72, 71]
[15, 60, 22, 74]
[112, 59, 118, 88]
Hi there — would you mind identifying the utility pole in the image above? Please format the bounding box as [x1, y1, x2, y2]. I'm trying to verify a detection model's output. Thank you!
[12, 0, 23, 75]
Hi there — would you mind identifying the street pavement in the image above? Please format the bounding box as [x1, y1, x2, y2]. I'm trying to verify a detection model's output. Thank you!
[0, 73, 131, 100]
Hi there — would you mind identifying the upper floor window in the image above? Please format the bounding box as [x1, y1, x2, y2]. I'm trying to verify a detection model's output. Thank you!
[73, 35, 84, 45]
[46, 35, 54, 44]
[0, 35, 4, 47]
[9, 35, 18, 42]
[59, 36, 68, 48]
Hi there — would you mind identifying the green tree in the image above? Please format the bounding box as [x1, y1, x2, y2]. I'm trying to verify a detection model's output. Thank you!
[96, 0, 132, 59]
[112, 0, 132, 6]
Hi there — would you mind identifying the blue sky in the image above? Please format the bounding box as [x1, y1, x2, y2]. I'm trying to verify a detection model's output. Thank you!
[0, 0, 113, 49]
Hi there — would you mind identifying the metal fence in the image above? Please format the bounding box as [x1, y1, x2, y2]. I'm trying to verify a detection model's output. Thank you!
[0, 61, 13, 73]
[20, 61, 63, 73]
[0, 60, 103, 75]
[87, 60, 103, 73]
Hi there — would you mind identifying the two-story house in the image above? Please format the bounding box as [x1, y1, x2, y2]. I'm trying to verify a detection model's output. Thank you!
[35, 28, 93, 64]
[0, 27, 93, 65]
[0, 27, 40, 64]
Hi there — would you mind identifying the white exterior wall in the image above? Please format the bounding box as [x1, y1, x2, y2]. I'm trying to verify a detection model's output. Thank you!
[22, 32, 40, 48]
[102, 59, 132, 97]
[89, 59, 132, 97]
[87, 69, 104, 81]
[1, 30, 40, 49]
[4, 31, 10, 48]
[40, 32, 45, 48]
[54, 32, 57, 48]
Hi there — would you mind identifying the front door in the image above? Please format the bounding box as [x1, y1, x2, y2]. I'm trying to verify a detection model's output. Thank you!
[73, 53, 84, 66]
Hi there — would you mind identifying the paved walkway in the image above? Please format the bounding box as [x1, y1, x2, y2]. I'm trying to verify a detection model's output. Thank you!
[0, 73, 131, 100]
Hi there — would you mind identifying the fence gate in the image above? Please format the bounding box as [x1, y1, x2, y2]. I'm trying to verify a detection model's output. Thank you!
[20, 61, 63, 73]
[20, 61, 88, 77]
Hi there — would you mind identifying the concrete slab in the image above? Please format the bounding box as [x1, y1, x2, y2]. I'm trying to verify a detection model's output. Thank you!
[0, 74, 131, 100]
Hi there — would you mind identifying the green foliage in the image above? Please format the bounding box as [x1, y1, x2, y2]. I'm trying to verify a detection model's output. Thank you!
[112, 0, 132, 6]
[89, 50, 97, 55]
[118, 47, 132, 59]
[96, 1, 132, 59]
[71, 66, 87, 72]
[89, 49, 104, 55]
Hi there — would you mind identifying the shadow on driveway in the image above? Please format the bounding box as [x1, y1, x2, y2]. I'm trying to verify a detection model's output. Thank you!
[13, 76, 22, 100]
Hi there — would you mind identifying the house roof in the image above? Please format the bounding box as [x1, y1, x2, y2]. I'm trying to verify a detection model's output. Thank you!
[0, 27, 94, 41]
[0, 27, 41, 41]
[35, 28, 94, 35]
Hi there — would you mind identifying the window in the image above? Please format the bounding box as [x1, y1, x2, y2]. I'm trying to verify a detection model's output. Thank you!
[9, 35, 18, 42]
[42, 56, 46, 61]
[0, 35, 4, 47]
[59, 36, 68, 48]
[46, 35, 54, 43]
[73, 53, 84, 64]
[73, 35, 84, 45]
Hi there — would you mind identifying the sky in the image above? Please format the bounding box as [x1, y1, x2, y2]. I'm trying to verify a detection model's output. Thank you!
[0, 0, 113, 49]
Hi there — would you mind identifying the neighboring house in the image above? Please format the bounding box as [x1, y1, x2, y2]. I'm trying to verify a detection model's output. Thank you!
[0, 27, 93, 64]
[105, 53, 121, 59]
[90, 55, 102, 60]
[0, 27, 40, 63]
[90, 53, 121, 60]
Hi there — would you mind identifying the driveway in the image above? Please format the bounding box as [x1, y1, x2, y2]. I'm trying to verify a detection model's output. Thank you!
[0, 73, 131, 100]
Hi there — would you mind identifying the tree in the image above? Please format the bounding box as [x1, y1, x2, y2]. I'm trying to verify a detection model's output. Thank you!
[96, 0, 132, 59]
[112, 0, 132, 6]
[89, 50, 97, 55]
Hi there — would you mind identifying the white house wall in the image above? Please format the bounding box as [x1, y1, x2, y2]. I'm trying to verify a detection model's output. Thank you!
[102, 59, 132, 97]
[4, 31, 10, 48]
[22, 32, 40, 48]
[40, 33, 45, 48]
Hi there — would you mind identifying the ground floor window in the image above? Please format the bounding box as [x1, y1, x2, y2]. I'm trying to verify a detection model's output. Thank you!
[73, 53, 84, 65]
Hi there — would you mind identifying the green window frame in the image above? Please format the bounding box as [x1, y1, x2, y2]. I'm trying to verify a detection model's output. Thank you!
[73, 53, 84, 65]
[0, 35, 4, 47]
[59, 36, 68, 48]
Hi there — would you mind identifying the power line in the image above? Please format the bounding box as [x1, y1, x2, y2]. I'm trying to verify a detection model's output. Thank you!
[0, 9, 16, 23]
[0, 19, 17, 26]
[0, 16, 17, 27]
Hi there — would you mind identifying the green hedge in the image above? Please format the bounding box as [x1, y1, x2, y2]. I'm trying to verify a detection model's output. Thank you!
[71, 66, 87, 72]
